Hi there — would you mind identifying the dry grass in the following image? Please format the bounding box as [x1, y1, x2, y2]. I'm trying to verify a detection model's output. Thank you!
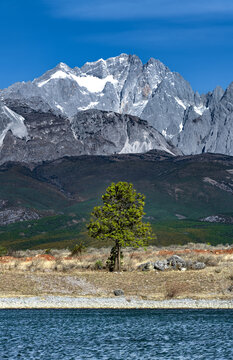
[0, 244, 232, 300]
[1, 244, 233, 273]
[0, 266, 232, 300]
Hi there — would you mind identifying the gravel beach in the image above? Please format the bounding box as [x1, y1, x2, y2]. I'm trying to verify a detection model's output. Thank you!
[0, 296, 232, 309]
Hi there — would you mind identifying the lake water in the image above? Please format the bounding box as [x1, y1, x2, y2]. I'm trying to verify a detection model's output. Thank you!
[0, 309, 232, 359]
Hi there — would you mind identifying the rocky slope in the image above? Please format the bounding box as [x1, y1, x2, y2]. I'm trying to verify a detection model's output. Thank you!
[1, 54, 232, 156]
[0, 102, 180, 165]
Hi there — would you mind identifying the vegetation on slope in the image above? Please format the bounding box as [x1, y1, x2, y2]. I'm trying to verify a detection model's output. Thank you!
[0, 151, 232, 249]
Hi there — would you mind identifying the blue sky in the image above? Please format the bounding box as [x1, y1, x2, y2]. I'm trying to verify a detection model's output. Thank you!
[1, 0, 233, 93]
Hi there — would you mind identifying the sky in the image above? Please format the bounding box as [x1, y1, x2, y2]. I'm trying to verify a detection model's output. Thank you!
[1, 0, 233, 93]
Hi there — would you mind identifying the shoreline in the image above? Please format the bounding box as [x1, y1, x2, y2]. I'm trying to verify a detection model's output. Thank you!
[0, 296, 232, 309]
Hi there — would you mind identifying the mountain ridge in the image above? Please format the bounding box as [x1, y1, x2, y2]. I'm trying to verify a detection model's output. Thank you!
[0, 104, 181, 165]
[0, 53, 233, 159]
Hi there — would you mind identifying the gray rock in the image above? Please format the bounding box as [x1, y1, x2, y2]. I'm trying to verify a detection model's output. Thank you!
[167, 255, 186, 269]
[0, 207, 40, 226]
[114, 289, 124, 296]
[200, 215, 233, 224]
[154, 260, 169, 271]
[191, 262, 206, 270]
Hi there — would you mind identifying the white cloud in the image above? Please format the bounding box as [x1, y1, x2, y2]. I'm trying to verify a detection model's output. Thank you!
[44, 0, 233, 20]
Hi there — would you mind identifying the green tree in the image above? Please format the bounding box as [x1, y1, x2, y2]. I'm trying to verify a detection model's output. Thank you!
[87, 181, 154, 271]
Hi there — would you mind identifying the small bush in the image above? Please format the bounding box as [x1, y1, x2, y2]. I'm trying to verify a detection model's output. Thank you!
[197, 255, 219, 267]
[0, 246, 7, 257]
[71, 242, 86, 256]
[94, 260, 103, 270]
[165, 282, 188, 299]
[44, 248, 52, 255]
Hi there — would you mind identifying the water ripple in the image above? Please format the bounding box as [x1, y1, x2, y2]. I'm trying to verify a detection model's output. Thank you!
[0, 309, 232, 359]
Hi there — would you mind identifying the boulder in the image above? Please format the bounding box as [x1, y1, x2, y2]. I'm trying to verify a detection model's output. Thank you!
[191, 262, 206, 270]
[154, 260, 169, 271]
[114, 289, 124, 296]
[167, 255, 186, 270]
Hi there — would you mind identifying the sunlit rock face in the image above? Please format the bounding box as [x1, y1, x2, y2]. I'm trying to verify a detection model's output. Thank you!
[0, 54, 233, 156]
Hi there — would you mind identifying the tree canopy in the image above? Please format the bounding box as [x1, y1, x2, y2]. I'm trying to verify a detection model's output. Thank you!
[87, 181, 154, 271]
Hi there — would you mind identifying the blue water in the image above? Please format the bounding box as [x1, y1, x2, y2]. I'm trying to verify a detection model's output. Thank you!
[0, 309, 232, 359]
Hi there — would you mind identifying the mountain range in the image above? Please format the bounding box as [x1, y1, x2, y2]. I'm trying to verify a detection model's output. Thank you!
[0, 53, 233, 164]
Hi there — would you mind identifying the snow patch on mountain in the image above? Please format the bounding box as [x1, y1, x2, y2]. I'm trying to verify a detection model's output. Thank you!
[37, 70, 74, 87]
[0, 106, 28, 146]
[78, 101, 99, 111]
[119, 134, 153, 154]
[162, 129, 174, 139]
[55, 103, 64, 112]
[75, 75, 118, 93]
[38, 70, 118, 93]
[193, 105, 207, 115]
[175, 97, 187, 109]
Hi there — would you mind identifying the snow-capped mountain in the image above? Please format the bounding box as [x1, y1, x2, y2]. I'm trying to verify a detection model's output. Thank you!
[1, 54, 169, 118]
[0, 54, 233, 157]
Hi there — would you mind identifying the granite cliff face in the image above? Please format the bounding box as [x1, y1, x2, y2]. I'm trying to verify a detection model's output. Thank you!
[173, 84, 233, 155]
[0, 54, 233, 157]
[0, 103, 180, 165]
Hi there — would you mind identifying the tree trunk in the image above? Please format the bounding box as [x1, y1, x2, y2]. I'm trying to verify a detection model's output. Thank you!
[117, 243, 121, 272]
[114, 242, 121, 272]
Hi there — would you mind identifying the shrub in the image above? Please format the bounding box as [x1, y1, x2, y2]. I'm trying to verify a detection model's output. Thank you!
[44, 248, 52, 255]
[197, 255, 219, 267]
[0, 246, 7, 257]
[165, 282, 188, 299]
[71, 242, 86, 256]
[94, 260, 103, 270]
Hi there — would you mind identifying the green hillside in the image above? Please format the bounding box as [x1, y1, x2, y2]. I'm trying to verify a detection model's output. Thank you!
[0, 151, 233, 249]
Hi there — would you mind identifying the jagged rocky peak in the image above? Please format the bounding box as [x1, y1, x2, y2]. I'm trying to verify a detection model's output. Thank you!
[221, 82, 233, 105]
[80, 53, 133, 77]
[1, 53, 174, 119]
